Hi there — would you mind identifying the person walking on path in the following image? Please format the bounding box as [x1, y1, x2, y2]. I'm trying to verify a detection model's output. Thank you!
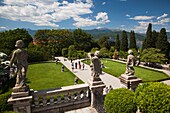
[71, 63, 74, 72]
[82, 63, 85, 70]
[74, 77, 78, 85]
[61, 65, 64, 72]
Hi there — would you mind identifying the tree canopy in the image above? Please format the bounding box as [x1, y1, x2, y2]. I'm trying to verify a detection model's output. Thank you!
[120, 30, 128, 51]
[129, 30, 137, 49]
[156, 28, 169, 58]
[141, 48, 167, 64]
[115, 34, 120, 51]
[0, 28, 32, 54]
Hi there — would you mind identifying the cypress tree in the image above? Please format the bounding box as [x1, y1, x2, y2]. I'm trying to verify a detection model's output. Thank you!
[115, 34, 120, 51]
[129, 30, 137, 49]
[156, 28, 169, 58]
[120, 30, 128, 51]
[142, 23, 155, 49]
[152, 30, 159, 48]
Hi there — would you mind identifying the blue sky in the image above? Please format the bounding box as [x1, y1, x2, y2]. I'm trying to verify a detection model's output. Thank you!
[0, 0, 170, 33]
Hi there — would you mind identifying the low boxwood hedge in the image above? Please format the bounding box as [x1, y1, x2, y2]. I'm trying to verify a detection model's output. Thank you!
[104, 88, 137, 113]
[134, 82, 170, 113]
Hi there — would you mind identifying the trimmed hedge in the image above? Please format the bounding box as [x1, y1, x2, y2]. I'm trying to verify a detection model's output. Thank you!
[104, 88, 137, 113]
[135, 82, 170, 113]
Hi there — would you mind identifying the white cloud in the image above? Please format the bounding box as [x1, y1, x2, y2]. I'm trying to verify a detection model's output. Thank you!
[102, 2, 106, 5]
[0, 26, 8, 31]
[130, 13, 170, 33]
[0, 26, 6, 29]
[96, 26, 102, 29]
[120, 25, 125, 27]
[159, 18, 170, 23]
[130, 16, 155, 20]
[157, 13, 168, 20]
[0, 0, 102, 28]
[126, 14, 130, 17]
[120, 0, 127, 1]
[73, 12, 110, 27]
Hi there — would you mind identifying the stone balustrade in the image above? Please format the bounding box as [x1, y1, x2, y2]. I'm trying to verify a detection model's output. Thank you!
[31, 84, 90, 113]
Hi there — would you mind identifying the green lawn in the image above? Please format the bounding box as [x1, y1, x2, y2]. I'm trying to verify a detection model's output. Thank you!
[26, 62, 83, 90]
[83, 59, 170, 82]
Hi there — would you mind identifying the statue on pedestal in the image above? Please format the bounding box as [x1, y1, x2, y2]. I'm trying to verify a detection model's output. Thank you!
[90, 51, 102, 77]
[9, 40, 28, 88]
[125, 50, 135, 76]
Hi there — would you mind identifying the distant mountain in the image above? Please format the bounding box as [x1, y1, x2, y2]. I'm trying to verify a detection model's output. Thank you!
[26, 28, 170, 47]
[85, 28, 145, 41]
[26, 29, 37, 37]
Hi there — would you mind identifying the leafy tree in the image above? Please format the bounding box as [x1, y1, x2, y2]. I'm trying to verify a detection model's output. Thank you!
[90, 47, 99, 53]
[62, 48, 68, 57]
[156, 28, 169, 58]
[115, 34, 120, 51]
[98, 36, 111, 50]
[0, 28, 32, 54]
[142, 23, 155, 49]
[141, 48, 167, 64]
[109, 46, 114, 52]
[34, 29, 73, 56]
[120, 30, 128, 51]
[34, 29, 50, 46]
[129, 30, 137, 49]
[68, 45, 77, 59]
[119, 50, 128, 59]
[77, 50, 87, 59]
[73, 28, 93, 52]
[100, 47, 109, 58]
[27, 43, 50, 62]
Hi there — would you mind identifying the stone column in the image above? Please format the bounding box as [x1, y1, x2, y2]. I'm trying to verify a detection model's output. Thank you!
[8, 85, 32, 113]
[88, 77, 106, 113]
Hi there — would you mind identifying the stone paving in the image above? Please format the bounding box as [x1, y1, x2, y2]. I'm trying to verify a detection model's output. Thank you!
[58, 57, 124, 90]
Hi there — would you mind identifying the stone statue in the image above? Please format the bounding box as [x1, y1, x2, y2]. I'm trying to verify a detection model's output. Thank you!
[125, 50, 135, 76]
[90, 51, 102, 77]
[9, 40, 28, 87]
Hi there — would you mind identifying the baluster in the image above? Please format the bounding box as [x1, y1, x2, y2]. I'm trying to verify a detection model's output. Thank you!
[76, 91, 81, 100]
[34, 96, 40, 107]
[70, 92, 75, 102]
[50, 96, 54, 105]
[57, 95, 62, 103]
[82, 89, 87, 99]
[42, 96, 47, 106]
[64, 93, 69, 102]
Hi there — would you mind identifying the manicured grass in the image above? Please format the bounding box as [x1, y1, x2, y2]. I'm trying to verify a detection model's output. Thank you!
[26, 62, 83, 90]
[83, 59, 170, 82]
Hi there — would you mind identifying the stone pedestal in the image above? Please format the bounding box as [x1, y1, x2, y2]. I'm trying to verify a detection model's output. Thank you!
[8, 85, 32, 113]
[119, 74, 142, 91]
[88, 77, 106, 113]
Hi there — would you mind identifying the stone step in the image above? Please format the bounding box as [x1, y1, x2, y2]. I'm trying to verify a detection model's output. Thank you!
[65, 107, 98, 113]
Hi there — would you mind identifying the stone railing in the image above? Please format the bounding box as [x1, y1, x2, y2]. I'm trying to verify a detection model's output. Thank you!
[31, 84, 90, 113]
[8, 77, 106, 113]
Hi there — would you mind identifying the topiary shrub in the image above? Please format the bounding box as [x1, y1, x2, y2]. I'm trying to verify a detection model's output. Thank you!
[104, 88, 137, 113]
[134, 82, 170, 113]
